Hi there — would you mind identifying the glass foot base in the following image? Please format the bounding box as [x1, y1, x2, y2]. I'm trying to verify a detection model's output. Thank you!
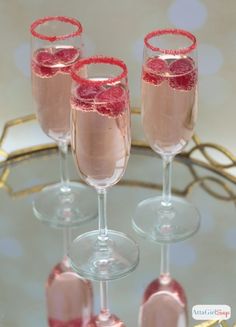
[69, 230, 139, 281]
[32, 182, 97, 228]
[132, 196, 200, 243]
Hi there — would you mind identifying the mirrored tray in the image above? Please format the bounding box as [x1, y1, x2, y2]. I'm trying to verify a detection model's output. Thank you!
[0, 114, 235, 327]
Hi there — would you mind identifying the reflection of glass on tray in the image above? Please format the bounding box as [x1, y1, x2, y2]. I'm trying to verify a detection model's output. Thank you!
[47, 260, 93, 326]
[0, 115, 236, 326]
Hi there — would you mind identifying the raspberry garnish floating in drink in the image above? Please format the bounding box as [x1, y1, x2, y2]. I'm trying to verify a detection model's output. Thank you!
[169, 57, 197, 91]
[71, 56, 129, 117]
[33, 49, 58, 77]
[55, 48, 79, 63]
[55, 48, 80, 73]
[142, 56, 197, 91]
[32, 47, 79, 77]
[72, 84, 104, 111]
[72, 84, 128, 117]
[143, 57, 168, 85]
[96, 85, 127, 117]
[36, 50, 55, 65]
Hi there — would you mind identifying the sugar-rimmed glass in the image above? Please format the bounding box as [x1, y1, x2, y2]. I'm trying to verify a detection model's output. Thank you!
[69, 56, 139, 281]
[30, 16, 97, 227]
[132, 29, 200, 243]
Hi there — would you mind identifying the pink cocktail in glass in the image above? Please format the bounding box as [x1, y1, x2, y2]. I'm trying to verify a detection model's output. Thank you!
[133, 29, 200, 243]
[69, 56, 138, 326]
[30, 16, 97, 227]
[69, 56, 139, 280]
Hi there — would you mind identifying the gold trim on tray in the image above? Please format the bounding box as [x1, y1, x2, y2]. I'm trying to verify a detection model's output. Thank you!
[0, 111, 235, 203]
[132, 108, 236, 182]
[0, 110, 236, 178]
[0, 168, 235, 202]
[194, 321, 229, 327]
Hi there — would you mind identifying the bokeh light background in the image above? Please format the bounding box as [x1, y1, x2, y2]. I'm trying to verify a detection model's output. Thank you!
[0, 1, 236, 326]
[0, 0, 235, 158]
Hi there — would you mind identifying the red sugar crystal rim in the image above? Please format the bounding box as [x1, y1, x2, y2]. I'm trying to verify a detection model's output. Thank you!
[144, 29, 196, 55]
[71, 56, 128, 85]
[30, 16, 83, 42]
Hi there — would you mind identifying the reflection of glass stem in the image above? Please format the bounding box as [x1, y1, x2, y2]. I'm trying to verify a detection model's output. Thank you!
[162, 155, 173, 207]
[58, 140, 70, 193]
[160, 244, 171, 285]
[63, 226, 72, 259]
[99, 281, 111, 322]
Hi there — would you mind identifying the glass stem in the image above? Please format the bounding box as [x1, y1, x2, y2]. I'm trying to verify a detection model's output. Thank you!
[97, 189, 108, 242]
[63, 226, 71, 258]
[99, 281, 111, 321]
[58, 141, 71, 193]
[162, 155, 173, 207]
[97, 192, 111, 321]
[160, 244, 171, 284]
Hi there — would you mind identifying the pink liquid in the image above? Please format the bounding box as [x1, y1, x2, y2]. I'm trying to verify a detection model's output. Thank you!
[32, 46, 80, 142]
[71, 83, 130, 189]
[142, 56, 198, 155]
[139, 277, 188, 327]
[47, 259, 93, 327]
[87, 313, 126, 326]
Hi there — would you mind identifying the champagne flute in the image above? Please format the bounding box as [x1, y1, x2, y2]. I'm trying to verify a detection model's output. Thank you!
[133, 29, 200, 243]
[88, 281, 126, 326]
[68, 56, 139, 281]
[30, 16, 97, 227]
[139, 244, 188, 327]
[46, 227, 93, 326]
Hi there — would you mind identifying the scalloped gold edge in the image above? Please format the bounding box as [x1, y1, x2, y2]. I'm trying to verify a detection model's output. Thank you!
[132, 108, 236, 170]
[0, 110, 235, 179]
[194, 321, 227, 327]
[0, 143, 235, 201]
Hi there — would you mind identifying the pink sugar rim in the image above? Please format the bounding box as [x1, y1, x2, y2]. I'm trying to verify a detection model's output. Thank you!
[30, 16, 83, 42]
[144, 29, 196, 55]
[71, 56, 128, 85]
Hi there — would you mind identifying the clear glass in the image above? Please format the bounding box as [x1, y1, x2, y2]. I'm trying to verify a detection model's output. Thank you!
[46, 227, 93, 326]
[30, 16, 97, 227]
[88, 282, 126, 326]
[69, 56, 139, 281]
[139, 244, 188, 327]
[132, 29, 201, 243]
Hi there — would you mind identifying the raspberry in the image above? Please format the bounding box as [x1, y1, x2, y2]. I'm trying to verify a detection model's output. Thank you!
[55, 47, 79, 63]
[169, 58, 197, 91]
[96, 85, 128, 117]
[36, 50, 55, 65]
[32, 49, 58, 77]
[74, 84, 104, 111]
[142, 57, 168, 85]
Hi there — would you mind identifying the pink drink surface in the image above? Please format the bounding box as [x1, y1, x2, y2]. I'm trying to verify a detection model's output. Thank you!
[47, 259, 93, 326]
[140, 277, 188, 327]
[142, 56, 198, 155]
[32, 46, 80, 142]
[71, 83, 130, 189]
